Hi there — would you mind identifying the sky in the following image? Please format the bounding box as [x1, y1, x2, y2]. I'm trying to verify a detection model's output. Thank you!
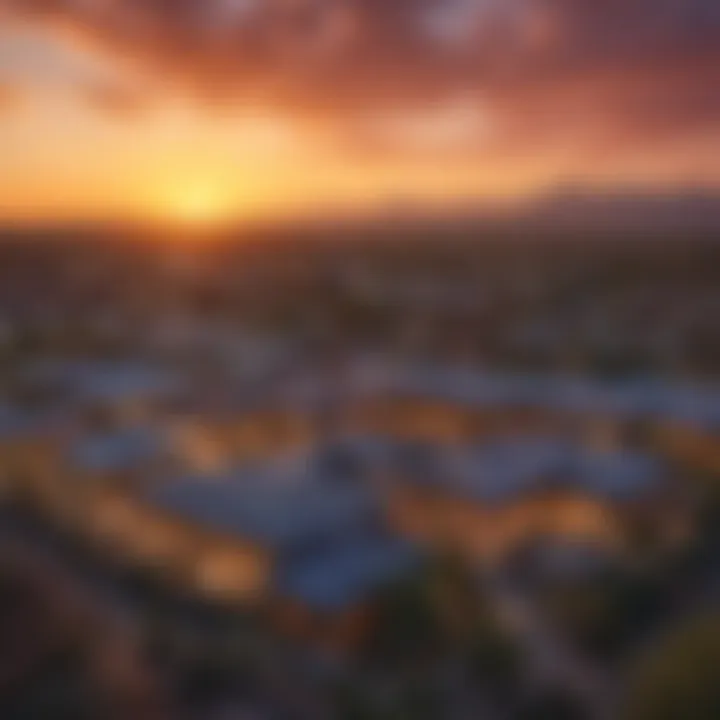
[0, 0, 718, 226]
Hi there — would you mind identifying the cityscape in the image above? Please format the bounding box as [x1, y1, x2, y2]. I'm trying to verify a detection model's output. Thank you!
[0, 1, 719, 719]
[0, 230, 718, 719]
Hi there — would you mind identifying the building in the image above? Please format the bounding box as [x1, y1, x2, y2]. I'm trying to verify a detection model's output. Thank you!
[385, 438, 684, 563]
[655, 384, 720, 472]
[72, 463, 420, 646]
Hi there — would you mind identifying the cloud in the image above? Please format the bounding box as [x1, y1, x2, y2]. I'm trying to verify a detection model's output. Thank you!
[3, 0, 719, 155]
[0, 81, 25, 113]
[78, 78, 150, 116]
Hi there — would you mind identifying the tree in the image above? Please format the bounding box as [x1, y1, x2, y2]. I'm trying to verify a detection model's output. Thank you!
[364, 575, 443, 666]
[332, 679, 382, 720]
[467, 618, 521, 699]
[621, 612, 720, 720]
[515, 687, 587, 720]
[540, 568, 665, 660]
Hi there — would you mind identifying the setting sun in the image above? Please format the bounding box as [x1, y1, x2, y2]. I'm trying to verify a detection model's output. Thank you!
[164, 183, 239, 228]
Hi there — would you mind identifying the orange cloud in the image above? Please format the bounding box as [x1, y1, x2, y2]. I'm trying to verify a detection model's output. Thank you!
[1, 0, 718, 223]
[78, 78, 150, 116]
[0, 82, 25, 113]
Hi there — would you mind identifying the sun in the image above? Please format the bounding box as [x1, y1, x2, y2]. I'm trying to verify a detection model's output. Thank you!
[151, 181, 239, 230]
[175, 186, 235, 226]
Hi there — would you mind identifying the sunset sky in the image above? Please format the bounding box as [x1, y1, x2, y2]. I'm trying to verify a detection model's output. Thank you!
[0, 0, 718, 225]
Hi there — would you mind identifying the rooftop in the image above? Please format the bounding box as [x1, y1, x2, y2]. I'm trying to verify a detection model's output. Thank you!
[404, 438, 665, 504]
[276, 532, 420, 611]
[70, 427, 172, 474]
[362, 361, 720, 429]
[144, 477, 381, 550]
[25, 359, 182, 404]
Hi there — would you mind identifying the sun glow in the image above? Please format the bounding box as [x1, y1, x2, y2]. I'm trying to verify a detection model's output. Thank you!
[163, 183, 240, 228]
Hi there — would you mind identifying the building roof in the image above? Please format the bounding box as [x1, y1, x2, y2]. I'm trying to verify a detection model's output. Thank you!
[351, 360, 720, 430]
[276, 533, 420, 611]
[660, 385, 720, 430]
[144, 477, 380, 550]
[403, 438, 664, 505]
[70, 427, 171, 474]
[0, 404, 72, 442]
[25, 359, 181, 405]
[0, 404, 30, 438]
[439, 439, 575, 503]
[574, 449, 663, 500]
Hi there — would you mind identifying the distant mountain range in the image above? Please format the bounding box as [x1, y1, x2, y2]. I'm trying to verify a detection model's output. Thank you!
[517, 187, 720, 233]
[1, 187, 719, 241]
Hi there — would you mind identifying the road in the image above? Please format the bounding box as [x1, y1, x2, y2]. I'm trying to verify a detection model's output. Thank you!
[488, 571, 613, 719]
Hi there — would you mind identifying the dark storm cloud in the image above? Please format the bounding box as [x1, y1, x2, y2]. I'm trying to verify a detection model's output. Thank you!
[3, 0, 719, 143]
